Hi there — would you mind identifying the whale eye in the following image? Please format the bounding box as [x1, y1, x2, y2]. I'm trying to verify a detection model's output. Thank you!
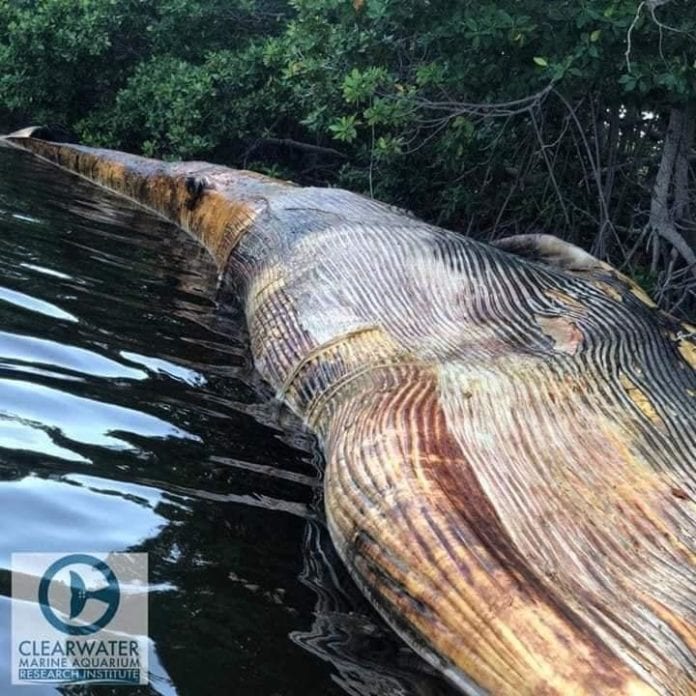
[184, 176, 199, 195]
[184, 176, 208, 210]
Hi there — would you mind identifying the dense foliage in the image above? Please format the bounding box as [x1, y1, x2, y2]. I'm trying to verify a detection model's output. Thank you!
[1, 0, 695, 314]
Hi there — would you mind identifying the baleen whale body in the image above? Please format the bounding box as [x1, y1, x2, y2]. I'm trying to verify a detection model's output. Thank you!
[4, 127, 695, 695]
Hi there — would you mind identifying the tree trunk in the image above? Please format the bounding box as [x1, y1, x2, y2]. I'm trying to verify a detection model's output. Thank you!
[648, 106, 696, 277]
[674, 102, 695, 249]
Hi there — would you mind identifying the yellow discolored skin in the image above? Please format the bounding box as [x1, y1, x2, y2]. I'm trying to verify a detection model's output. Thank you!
[4, 130, 695, 695]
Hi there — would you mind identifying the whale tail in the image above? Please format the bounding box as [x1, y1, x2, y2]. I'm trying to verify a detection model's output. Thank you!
[68, 570, 115, 618]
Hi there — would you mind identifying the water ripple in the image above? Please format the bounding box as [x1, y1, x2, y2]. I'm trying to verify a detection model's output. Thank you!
[0, 286, 77, 323]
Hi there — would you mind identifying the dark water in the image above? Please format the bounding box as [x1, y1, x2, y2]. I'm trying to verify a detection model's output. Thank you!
[0, 147, 454, 696]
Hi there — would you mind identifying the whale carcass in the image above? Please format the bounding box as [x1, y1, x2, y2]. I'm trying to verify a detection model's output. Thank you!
[4, 128, 695, 695]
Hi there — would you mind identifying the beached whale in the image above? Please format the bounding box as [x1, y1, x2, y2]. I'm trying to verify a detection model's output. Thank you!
[4, 127, 695, 695]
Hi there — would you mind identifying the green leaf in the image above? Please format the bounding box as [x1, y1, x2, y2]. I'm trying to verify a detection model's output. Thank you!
[329, 115, 359, 143]
[590, 29, 601, 42]
[452, 116, 475, 140]
[375, 135, 402, 156]
[341, 67, 388, 104]
[619, 74, 637, 91]
[533, 56, 548, 67]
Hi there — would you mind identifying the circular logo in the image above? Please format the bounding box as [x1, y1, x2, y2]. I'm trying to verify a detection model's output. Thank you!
[38, 554, 120, 635]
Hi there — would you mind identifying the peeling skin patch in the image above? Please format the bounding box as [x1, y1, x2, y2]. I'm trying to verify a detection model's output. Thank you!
[677, 339, 696, 369]
[535, 315, 583, 355]
[592, 280, 624, 303]
[629, 285, 657, 308]
[671, 328, 696, 369]
[542, 288, 586, 312]
[596, 266, 657, 308]
[620, 375, 662, 426]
